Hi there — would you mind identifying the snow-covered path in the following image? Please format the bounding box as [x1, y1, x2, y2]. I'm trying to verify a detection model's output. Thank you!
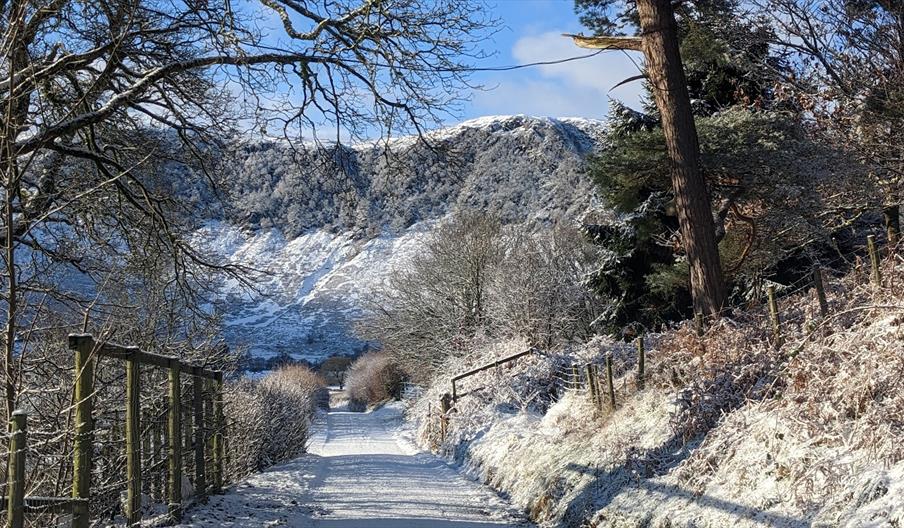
[175, 402, 532, 527]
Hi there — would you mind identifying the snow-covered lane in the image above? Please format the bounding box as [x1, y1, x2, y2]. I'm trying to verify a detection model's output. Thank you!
[175, 403, 532, 528]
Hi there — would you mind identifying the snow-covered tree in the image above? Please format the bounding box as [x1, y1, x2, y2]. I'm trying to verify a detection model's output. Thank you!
[0, 0, 494, 419]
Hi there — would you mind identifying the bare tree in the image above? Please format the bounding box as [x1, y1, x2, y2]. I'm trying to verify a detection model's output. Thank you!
[488, 224, 602, 348]
[0, 0, 494, 418]
[753, 0, 904, 237]
[358, 214, 603, 379]
[358, 213, 504, 375]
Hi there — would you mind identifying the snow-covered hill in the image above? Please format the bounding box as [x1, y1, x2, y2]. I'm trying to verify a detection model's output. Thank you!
[217, 115, 606, 236]
[200, 221, 432, 365]
[200, 115, 606, 366]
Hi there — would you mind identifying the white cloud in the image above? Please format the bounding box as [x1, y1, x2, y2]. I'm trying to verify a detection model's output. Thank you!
[473, 79, 608, 118]
[474, 30, 646, 119]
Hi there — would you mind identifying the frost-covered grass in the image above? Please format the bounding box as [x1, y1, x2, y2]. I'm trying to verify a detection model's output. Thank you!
[407, 255, 904, 527]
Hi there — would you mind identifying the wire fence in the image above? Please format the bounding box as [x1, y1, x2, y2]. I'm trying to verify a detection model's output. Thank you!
[581, 236, 901, 413]
[431, 226, 903, 443]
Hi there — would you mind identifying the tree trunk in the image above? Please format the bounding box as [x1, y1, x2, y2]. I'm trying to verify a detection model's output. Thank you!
[635, 0, 727, 316]
[2, 8, 29, 422]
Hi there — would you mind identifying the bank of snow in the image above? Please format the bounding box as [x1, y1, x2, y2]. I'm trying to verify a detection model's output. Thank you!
[408, 259, 904, 527]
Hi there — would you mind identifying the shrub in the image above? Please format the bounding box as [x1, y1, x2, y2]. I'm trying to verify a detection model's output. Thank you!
[224, 365, 326, 480]
[345, 352, 406, 411]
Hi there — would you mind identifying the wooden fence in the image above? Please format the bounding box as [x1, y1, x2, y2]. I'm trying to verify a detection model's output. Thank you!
[548, 339, 642, 415]
[577, 229, 895, 412]
[3, 334, 226, 528]
[429, 348, 537, 443]
[450, 347, 537, 401]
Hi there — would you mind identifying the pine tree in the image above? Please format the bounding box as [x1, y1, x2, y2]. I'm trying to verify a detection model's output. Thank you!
[584, 102, 865, 330]
[573, 0, 728, 316]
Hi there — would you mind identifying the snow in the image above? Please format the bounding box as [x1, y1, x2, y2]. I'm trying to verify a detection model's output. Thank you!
[358, 114, 605, 150]
[174, 396, 532, 528]
[431, 115, 605, 143]
[832, 463, 904, 527]
[398, 259, 904, 528]
[197, 222, 432, 364]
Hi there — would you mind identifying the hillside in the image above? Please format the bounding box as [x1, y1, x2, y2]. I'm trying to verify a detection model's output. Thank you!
[407, 250, 904, 527]
[197, 115, 607, 365]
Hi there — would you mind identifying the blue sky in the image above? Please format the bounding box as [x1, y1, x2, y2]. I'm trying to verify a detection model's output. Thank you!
[243, 0, 647, 139]
[460, 0, 645, 122]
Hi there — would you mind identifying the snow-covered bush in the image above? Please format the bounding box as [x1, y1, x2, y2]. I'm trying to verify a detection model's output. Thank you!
[345, 352, 406, 411]
[224, 365, 325, 480]
[223, 378, 267, 480]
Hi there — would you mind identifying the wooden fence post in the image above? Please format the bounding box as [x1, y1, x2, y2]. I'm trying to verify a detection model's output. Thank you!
[70, 335, 95, 528]
[192, 372, 206, 500]
[439, 393, 452, 443]
[167, 362, 182, 521]
[594, 365, 605, 409]
[6, 411, 26, 528]
[212, 372, 224, 494]
[584, 363, 598, 408]
[636, 337, 645, 391]
[593, 365, 603, 410]
[125, 356, 141, 527]
[182, 395, 192, 480]
[605, 355, 616, 411]
[884, 205, 900, 246]
[867, 235, 882, 286]
[767, 285, 783, 347]
[812, 266, 828, 317]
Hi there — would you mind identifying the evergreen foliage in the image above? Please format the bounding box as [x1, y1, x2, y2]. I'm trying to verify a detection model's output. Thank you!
[585, 103, 866, 330]
[576, 0, 784, 114]
[575, 0, 859, 330]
